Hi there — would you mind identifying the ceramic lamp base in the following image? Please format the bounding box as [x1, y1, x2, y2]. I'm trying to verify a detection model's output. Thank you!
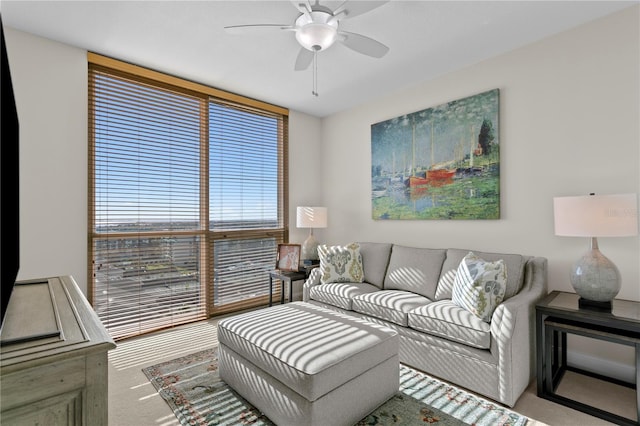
[570, 238, 620, 303]
[301, 232, 319, 261]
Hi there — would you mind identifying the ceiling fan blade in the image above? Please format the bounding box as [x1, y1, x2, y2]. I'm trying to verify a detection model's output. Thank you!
[334, 1, 388, 20]
[338, 31, 389, 58]
[294, 47, 314, 71]
[290, 0, 312, 15]
[224, 24, 292, 35]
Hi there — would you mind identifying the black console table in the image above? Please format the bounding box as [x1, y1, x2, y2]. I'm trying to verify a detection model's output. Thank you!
[536, 291, 640, 425]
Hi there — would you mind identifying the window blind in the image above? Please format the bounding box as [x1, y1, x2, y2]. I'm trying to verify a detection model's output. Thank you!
[212, 237, 280, 308]
[208, 100, 287, 315]
[209, 102, 282, 230]
[89, 69, 206, 339]
[92, 71, 202, 231]
[89, 54, 288, 340]
[92, 236, 203, 338]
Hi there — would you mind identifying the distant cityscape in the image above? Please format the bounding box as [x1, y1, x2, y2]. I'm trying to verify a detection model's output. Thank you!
[95, 219, 280, 233]
[92, 221, 280, 337]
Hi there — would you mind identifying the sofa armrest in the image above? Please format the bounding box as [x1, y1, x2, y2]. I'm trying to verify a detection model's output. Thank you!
[302, 267, 322, 302]
[490, 257, 548, 338]
[490, 256, 548, 406]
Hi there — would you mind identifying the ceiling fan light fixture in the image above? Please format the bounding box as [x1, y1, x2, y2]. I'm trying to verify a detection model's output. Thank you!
[295, 11, 338, 51]
[227, 1, 389, 97]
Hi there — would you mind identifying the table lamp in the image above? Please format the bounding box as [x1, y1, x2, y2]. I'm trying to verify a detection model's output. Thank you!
[553, 193, 638, 310]
[296, 206, 327, 262]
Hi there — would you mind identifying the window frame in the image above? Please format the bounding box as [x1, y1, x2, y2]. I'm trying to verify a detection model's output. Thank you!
[88, 53, 289, 339]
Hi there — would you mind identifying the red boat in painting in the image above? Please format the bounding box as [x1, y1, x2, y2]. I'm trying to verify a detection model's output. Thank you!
[405, 172, 455, 187]
[403, 117, 457, 187]
[427, 168, 456, 180]
[405, 175, 429, 186]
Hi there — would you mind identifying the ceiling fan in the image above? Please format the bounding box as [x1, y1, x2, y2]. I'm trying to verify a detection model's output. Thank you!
[225, 0, 389, 96]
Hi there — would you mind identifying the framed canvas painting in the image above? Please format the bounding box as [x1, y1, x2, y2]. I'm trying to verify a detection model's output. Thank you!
[371, 89, 500, 220]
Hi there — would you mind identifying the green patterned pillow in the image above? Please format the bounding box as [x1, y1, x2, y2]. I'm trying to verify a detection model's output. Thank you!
[318, 243, 364, 284]
[452, 252, 507, 323]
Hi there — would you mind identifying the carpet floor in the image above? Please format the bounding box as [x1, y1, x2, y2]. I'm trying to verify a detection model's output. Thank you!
[142, 348, 528, 426]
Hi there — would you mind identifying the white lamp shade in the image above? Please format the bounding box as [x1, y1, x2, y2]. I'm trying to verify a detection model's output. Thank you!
[553, 193, 638, 237]
[296, 207, 328, 229]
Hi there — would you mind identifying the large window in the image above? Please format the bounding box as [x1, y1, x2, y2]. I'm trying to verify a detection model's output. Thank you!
[88, 54, 288, 340]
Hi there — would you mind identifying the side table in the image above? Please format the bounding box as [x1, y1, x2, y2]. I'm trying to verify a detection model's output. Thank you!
[536, 291, 640, 425]
[269, 270, 307, 306]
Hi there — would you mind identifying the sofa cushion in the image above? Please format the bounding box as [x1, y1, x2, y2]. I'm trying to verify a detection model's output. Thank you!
[357, 242, 393, 289]
[408, 300, 491, 349]
[318, 243, 364, 284]
[451, 252, 507, 322]
[434, 269, 457, 300]
[352, 290, 431, 327]
[435, 249, 526, 301]
[383, 245, 446, 300]
[309, 282, 380, 311]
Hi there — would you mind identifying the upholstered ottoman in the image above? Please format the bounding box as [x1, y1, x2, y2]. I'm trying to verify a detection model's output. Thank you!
[218, 302, 399, 426]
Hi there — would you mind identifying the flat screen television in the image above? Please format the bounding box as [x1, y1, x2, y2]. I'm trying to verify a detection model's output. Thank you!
[1, 17, 20, 328]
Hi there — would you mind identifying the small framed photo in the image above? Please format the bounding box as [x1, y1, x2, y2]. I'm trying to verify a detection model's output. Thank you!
[276, 244, 301, 272]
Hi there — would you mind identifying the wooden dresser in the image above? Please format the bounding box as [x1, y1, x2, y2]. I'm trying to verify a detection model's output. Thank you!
[0, 276, 116, 425]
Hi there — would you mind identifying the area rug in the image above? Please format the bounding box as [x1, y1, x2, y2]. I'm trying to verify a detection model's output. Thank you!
[142, 348, 528, 426]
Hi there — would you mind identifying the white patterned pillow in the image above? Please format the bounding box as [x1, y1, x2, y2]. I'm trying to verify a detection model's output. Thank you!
[318, 243, 364, 284]
[452, 252, 507, 323]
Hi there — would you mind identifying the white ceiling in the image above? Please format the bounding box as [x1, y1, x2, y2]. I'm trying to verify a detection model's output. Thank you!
[1, 1, 636, 117]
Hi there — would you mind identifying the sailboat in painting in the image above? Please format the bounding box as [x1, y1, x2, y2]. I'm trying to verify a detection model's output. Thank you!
[404, 118, 455, 187]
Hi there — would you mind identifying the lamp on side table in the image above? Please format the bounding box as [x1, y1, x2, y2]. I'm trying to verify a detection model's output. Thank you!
[553, 193, 638, 310]
[296, 206, 327, 264]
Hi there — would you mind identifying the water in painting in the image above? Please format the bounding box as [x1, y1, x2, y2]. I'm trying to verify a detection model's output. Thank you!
[371, 89, 500, 220]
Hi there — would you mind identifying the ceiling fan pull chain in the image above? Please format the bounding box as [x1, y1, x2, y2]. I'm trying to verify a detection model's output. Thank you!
[312, 48, 319, 97]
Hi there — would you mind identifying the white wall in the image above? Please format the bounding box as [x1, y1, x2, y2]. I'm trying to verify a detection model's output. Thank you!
[5, 28, 89, 292]
[288, 110, 324, 244]
[320, 6, 639, 376]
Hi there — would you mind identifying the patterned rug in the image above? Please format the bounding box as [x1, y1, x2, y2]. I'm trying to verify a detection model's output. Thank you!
[142, 348, 528, 426]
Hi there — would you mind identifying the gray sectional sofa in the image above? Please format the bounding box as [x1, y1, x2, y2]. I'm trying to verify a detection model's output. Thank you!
[302, 242, 548, 407]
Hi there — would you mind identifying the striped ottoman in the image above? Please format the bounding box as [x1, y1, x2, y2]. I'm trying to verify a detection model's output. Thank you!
[218, 302, 399, 426]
